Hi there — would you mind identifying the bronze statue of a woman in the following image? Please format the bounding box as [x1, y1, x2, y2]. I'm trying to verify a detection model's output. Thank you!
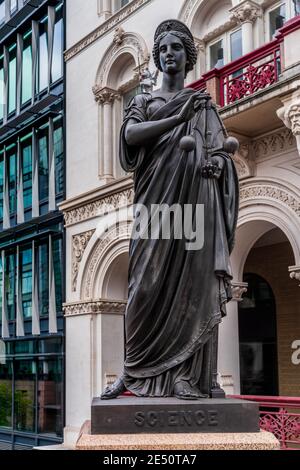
[101, 20, 239, 400]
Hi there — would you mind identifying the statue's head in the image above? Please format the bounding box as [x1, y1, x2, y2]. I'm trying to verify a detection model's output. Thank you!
[153, 20, 197, 79]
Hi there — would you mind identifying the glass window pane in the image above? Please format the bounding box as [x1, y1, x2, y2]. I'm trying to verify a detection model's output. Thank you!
[0, 54, 4, 121]
[53, 238, 62, 314]
[38, 126, 49, 201]
[230, 29, 243, 61]
[21, 137, 32, 211]
[0, 360, 13, 429]
[21, 247, 32, 319]
[269, 4, 286, 40]
[14, 360, 36, 433]
[51, 11, 63, 83]
[210, 39, 224, 70]
[22, 31, 32, 104]
[39, 18, 48, 92]
[5, 252, 15, 321]
[54, 119, 63, 194]
[7, 145, 16, 215]
[8, 44, 17, 114]
[0, 150, 4, 221]
[38, 242, 49, 316]
[0, 255, 2, 321]
[0, 0, 5, 25]
[38, 358, 63, 437]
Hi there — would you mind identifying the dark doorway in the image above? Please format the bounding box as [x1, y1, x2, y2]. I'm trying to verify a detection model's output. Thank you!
[238, 273, 279, 396]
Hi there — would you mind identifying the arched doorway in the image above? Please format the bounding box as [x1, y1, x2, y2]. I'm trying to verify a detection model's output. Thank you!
[238, 273, 278, 396]
[237, 226, 300, 397]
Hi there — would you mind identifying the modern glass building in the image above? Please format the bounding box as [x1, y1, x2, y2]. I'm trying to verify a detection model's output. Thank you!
[0, 0, 65, 450]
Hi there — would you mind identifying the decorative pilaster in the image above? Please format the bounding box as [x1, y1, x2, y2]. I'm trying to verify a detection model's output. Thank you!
[230, 1, 262, 54]
[231, 282, 248, 302]
[93, 86, 121, 182]
[289, 266, 300, 286]
[277, 91, 300, 156]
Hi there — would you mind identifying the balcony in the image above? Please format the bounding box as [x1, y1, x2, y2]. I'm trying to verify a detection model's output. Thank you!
[190, 15, 300, 117]
[231, 395, 300, 450]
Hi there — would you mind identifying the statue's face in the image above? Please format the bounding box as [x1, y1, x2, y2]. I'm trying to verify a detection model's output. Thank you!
[159, 33, 187, 76]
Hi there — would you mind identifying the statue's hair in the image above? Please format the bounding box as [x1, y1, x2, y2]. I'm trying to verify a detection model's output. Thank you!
[153, 31, 198, 78]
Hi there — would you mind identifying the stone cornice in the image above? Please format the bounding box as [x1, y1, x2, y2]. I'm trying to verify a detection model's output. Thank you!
[63, 300, 127, 317]
[58, 177, 134, 227]
[64, 0, 153, 62]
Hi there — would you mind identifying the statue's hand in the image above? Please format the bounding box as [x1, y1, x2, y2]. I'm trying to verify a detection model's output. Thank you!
[178, 92, 211, 123]
[202, 156, 225, 180]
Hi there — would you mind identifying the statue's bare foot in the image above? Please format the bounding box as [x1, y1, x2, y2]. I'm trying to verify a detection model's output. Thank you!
[101, 376, 126, 400]
[173, 381, 208, 400]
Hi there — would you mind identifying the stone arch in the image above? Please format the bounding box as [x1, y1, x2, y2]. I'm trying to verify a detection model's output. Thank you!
[95, 30, 149, 90]
[79, 220, 131, 300]
[232, 177, 300, 282]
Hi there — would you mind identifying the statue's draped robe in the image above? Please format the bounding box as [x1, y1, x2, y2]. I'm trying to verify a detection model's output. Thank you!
[119, 88, 239, 397]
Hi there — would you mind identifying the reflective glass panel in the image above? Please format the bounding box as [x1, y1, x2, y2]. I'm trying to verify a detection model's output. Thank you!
[38, 358, 63, 437]
[210, 40, 224, 69]
[14, 360, 36, 433]
[8, 44, 17, 114]
[20, 247, 32, 319]
[0, 360, 13, 429]
[22, 31, 33, 104]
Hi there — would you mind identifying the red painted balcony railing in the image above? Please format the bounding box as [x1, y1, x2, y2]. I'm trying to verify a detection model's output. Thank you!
[189, 15, 300, 107]
[230, 395, 300, 450]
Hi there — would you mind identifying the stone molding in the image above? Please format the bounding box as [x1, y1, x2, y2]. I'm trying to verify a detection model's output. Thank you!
[202, 18, 239, 43]
[240, 180, 300, 218]
[72, 230, 96, 292]
[231, 282, 248, 302]
[230, 0, 262, 24]
[95, 30, 150, 89]
[277, 88, 300, 156]
[65, 0, 152, 62]
[63, 299, 127, 317]
[59, 178, 134, 227]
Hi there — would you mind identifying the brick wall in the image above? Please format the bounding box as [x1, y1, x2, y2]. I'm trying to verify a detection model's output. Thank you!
[244, 242, 300, 397]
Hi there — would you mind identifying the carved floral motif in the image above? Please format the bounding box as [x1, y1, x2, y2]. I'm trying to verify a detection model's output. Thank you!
[72, 230, 96, 292]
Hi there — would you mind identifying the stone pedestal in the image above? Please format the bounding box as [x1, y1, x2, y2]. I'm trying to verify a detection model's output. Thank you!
[91, 397, 260, 435]
[75, 396, 280, 451]
[76, 422, 279, 450]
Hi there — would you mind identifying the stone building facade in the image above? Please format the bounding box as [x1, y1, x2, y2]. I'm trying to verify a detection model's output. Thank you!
[62, 0, 300, 446]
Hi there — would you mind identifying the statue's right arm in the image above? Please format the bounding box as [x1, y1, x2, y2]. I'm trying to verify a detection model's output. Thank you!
[124, 116, 183, 146]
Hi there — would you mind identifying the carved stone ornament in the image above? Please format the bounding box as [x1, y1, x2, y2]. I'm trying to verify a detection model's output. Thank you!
[63, 300, 127, 317]
[232, 142, 255, 180]
[230, 0, 262, 24]
[240, 183, 300, 218]
[113, 26, 125, 46]
[72, 230, 96, 292]
[252, 128, 295, 159]
[92, 86, 121, 104]
[63, 188, 134, 227]
[277, 91, 300, 156]
[231, 282, 248, 301]
[289, 266, 300, 286]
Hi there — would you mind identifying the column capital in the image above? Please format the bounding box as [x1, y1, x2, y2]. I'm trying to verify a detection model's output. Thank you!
[231, 282, 248, 302]
[289, 266, 300, 286]
[230, 0, 262, 24]
[92, 85, 121, 104]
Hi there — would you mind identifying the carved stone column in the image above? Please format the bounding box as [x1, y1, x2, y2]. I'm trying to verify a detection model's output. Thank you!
[277, 90, 300, 157]
[93, 86, 121, 182]
[289, 266, 300, 286]
[230, 1, 262, 54]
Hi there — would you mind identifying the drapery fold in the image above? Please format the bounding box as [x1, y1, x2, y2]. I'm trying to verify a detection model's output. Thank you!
[119, 89, 239, 397]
